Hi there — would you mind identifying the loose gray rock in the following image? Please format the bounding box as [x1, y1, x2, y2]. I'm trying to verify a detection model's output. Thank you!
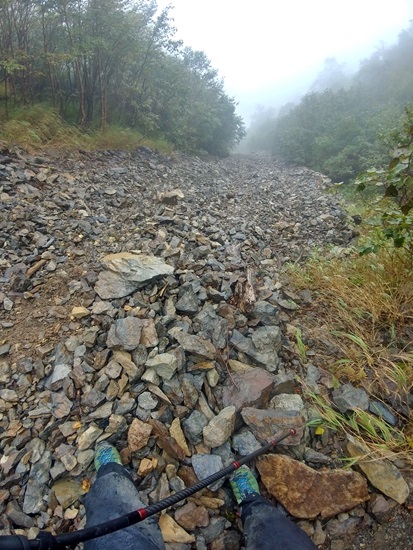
[169, 327, 216, 360]
[232, 429, 261, 456]
[193, 305, 228, 349]
[23, 451, 52, 514]
[250, 301, 280, 325]
[49, 392, 72, 419]
[175, 284, 200, 314]
[145, 353, 178, 380]
[0, 361, 11, 383]
[44, 364, 71, 391]
[200, 517, 228, 544]
[106, 317, 144, 350]
[332, 383, 370, 413]
[95, 253, 174, 299]
[270, 393, 305, 412]
[230, 329, 279, 370]
[6, 501, 34, 528]
[0, 389, 18, 402]
[192, 454, 225, 491]
[137, 391, 158, 410]
[369, 400, 398, 426]
[182, 410, 209, 444]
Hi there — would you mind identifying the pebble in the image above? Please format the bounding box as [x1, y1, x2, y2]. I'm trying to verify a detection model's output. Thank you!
[203, 406, 236, 448]
[192, 454, 225, 492]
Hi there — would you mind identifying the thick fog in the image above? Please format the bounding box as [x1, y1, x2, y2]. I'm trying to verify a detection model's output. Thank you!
[156, 0, 413, 123]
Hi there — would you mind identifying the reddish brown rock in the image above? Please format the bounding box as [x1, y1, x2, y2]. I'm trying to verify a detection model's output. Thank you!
[174, 501, 209, 530]
[149, 419, 187, 462]
[127, 418, 152, 452]
[257, 454, 369, 519]
[222, 367, 274, 411]
[177, 465, 199, 487]
[240, 407, 305, 445]
[140, 318, 159, 348]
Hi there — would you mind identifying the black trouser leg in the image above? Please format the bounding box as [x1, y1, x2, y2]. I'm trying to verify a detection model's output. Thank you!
[84, 463, 165, 550]
[241, 494, 317, 550]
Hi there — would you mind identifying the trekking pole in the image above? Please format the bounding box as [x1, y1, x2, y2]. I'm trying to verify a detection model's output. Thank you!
[0, 428, 296, 549]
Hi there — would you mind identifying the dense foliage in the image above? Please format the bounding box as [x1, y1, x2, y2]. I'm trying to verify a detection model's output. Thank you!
[356, 107, 413, 255]
[0, 0, 245, 156]
[246, 23, 413, 182]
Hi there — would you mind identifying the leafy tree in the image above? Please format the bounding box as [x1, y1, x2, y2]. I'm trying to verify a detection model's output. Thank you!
[356, 107, 413, 254]
[0, 0, 244, 157]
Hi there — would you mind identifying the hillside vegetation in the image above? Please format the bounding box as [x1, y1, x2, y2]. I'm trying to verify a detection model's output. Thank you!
[246, 23, 413, 183]
[0, 0, 245, 156]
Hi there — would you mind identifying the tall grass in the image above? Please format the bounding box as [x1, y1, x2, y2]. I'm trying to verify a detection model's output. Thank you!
[287, 246, 413, 457]
[289, 247, 413, 340]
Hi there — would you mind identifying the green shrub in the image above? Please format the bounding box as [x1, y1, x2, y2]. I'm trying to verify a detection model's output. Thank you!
[356, 107, 413, 255]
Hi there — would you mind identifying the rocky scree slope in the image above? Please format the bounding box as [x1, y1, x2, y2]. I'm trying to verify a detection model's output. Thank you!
[0, 147, 411, 549]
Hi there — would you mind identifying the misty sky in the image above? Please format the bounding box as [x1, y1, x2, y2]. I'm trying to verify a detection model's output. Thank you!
[156, 0, 413, 122]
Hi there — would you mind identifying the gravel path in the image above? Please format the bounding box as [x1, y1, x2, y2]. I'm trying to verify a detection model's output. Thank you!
[1, 147, 411, 549]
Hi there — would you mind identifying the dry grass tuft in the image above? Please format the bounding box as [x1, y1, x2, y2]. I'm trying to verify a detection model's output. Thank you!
[0, 105, 174, 154]
[288, 246, 413, 456]
[308, 392, 413, 460]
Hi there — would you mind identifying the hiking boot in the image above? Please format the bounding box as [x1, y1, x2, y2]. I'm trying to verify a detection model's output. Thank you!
[94, 441, 122, 472]
[230, 465, 260, 505]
